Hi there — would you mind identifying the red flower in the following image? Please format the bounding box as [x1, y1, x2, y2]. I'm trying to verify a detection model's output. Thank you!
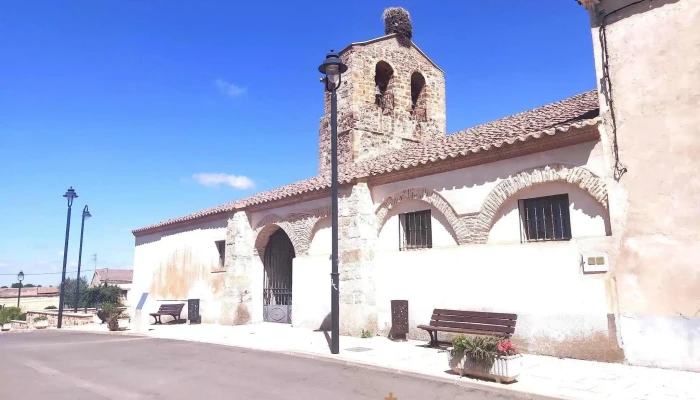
[497, 340, 517, 356]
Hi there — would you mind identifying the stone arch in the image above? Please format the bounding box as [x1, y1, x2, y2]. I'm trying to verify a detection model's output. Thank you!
[375, 187, 467, 244]
[254, 221, 297, 261]
[374, 60, 395, 111]
[410, 71, 428, 121]
[477, 164, 608, 231]
[253, 206, 331, 258]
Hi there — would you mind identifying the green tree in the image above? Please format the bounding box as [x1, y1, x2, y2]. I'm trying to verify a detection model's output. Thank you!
[60, 277, 89, 309]
[82, 284, 122, 308]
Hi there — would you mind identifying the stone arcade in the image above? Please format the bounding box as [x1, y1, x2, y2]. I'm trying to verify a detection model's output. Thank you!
[131, 2, 700, 372]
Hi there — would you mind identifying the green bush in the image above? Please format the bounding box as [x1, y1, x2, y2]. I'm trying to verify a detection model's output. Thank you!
[82, 285, 122, 309]
[452, 335, 500, 365]
[0, 307, 25, 324]
[361, 329, 373, 338]
[100, 303, 124, 331]
[34, 315, 48, 322]
[44, 305, 57, 310]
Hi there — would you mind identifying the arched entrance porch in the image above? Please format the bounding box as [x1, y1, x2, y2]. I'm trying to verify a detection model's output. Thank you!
[262, 229, 295, 323]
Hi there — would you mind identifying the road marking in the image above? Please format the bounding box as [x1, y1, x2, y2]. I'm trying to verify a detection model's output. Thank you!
[7, 336, 150, 349]
[24, 359, 154, 400]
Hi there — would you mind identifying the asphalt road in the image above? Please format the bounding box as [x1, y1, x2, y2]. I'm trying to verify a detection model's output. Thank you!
[0, 331, 538, 400]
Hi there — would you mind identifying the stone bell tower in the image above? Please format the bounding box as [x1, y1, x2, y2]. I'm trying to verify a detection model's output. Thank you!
[318, 10, 446, 174]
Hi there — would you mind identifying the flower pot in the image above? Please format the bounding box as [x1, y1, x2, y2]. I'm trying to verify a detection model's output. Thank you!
[35, 320, 49, 329]
[1, 323, 10, 332]
[447, 348, 468, 375]
[447, 348, 522, 383]
[117, 318, 130, 331]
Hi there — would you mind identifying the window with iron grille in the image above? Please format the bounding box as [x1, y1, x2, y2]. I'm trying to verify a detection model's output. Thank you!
[519, 194, 572, 242]
[215, 240, 226, 268]
[399, 210, 432, 250]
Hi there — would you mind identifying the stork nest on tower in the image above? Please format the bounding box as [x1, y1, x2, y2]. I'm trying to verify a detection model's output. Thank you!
[382, 7, 412, 45]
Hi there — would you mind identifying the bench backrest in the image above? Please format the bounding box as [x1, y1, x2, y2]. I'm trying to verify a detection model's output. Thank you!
[430, 309, 517, 337]
[157, 303, 185, 313]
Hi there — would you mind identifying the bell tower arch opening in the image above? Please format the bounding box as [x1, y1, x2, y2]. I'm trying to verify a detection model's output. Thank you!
[375, 61, 395, 111]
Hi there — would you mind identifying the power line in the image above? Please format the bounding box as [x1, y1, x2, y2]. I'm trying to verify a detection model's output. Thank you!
[0, 269, 96, 276]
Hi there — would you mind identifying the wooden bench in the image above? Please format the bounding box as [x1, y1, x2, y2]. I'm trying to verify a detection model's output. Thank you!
[418, 309, 518, 347]
[150, 303, 185, 324]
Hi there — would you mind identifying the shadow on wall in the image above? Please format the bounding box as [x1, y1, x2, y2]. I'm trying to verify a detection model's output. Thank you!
[591, 0, 680, 28]
[315, 313, 331, 332]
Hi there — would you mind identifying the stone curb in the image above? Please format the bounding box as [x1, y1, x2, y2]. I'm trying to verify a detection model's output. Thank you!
[53, 328, 566, 400]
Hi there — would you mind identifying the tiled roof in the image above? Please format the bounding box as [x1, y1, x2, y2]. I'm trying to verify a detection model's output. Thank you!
[133, 90, 599, 234]
[93, 269, 133, 284]
[0, 287, 59, 298]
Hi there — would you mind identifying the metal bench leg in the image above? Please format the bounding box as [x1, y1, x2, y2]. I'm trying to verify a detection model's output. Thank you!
[428, 331, 437, 347]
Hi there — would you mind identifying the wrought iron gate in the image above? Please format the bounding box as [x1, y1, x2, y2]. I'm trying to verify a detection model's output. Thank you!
[263, 229, 295, 323]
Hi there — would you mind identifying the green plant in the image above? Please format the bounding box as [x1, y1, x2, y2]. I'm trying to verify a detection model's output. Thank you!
[33, 315, 48, 323]
[82, 285, 123, 309]
[452, 335, 501, 365]
[361, 329, 373, 339]
[44, 305, 57, 310]
[101, 303, 124, 331]
[0, 307, 25, 324]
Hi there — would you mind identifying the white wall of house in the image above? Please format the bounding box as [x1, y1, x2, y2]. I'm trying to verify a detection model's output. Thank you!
[130, 217, 228, 324]
[588, 0, 700, 372]
[374, 240, 615, 360]
[292, 254, 331, 330]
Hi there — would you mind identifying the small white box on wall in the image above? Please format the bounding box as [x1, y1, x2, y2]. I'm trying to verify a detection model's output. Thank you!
[582, 253, 609, 273]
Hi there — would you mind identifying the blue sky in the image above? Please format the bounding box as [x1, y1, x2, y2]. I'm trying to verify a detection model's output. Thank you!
[0, 1, 595, 286]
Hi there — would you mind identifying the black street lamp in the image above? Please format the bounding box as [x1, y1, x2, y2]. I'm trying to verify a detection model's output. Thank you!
[16, 270, 24, 308]
[318, 50, 348, 355]
[58, 187, 78, 328]
[74, 205, 91, 312]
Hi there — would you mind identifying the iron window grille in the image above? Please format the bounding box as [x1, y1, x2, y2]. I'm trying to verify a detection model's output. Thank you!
[399, 210, 432, 250]
[215, 240, 225, 268]
[519, 194, 572, 242]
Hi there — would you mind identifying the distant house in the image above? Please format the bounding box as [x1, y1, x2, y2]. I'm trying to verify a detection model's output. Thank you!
[90, 269, 133, 305]
[0, 286, 60, 311]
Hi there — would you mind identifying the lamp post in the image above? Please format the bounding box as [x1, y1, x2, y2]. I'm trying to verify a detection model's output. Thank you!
[58, 187, 78, 329]
[318, 50, 348, 355]
[17, 271, 24, 308]
[74, 205, 91, 312]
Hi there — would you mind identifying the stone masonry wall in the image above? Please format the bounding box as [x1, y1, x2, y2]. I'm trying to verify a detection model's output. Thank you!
[319, 36, 446, 174]
[220, 211, 257, 325]
[338, 182, 378, 335]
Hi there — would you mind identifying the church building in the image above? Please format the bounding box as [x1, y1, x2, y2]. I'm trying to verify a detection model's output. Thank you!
[130, 2, 700, 373]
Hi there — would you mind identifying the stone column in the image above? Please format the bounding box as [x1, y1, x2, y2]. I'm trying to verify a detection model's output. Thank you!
[338, 181, 378, 336]
[220, 211, 260, 325]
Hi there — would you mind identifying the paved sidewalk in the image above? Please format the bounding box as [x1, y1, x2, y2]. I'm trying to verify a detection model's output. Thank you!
[65, 322, 699, 400]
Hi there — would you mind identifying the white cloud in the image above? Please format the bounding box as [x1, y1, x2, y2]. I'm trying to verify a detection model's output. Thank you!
[192, 173, 255, 190]
[215, 79, 246, 98]
[58, 251, 64, 256]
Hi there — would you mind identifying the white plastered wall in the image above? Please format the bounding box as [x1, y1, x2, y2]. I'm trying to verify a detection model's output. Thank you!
[130, 217, 228, 325]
